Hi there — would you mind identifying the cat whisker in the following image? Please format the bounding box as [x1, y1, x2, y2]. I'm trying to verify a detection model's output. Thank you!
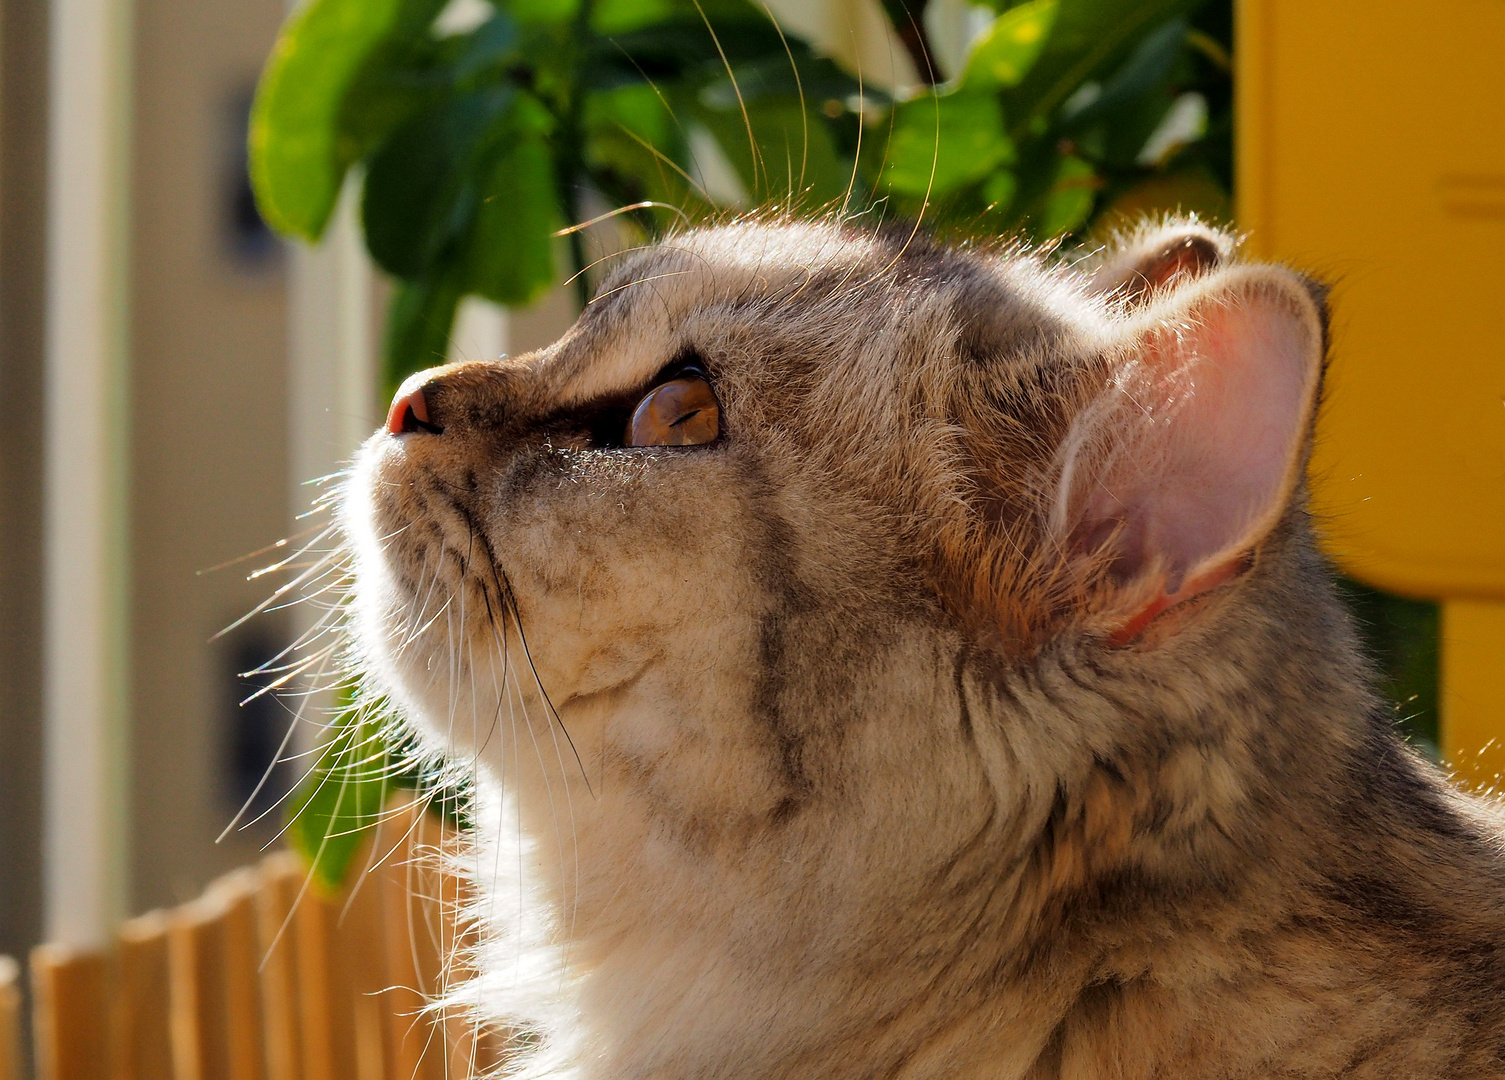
[249, 669, 356, 850]
[196, 523, 333, 578]
[472, 602, 505, 770]
[213, 549, 348, 640]
[217, 689, 311, 842]
[601, 40, 712, 211]
[255, 844, 317, 974]
[257, 567, 356, 615]
[404, 587, 455, 652]
[556, 202, 691, 240]
[480, 645, 508, 969]
[483, 566, 585, 963]
[243, 606, 345, 678]
[691, 0, 762, 200]
[238, 644, 343, 705]
[586, 269, 698, 307]
[244, 525, 343, 581]
[483, 580, 575, 955]
[759, 3, 809, 201]
[496, 578, 527, 986]
[494, 561, 593, 799]
[335, 777, 413, 927]
[839, 50, 866, 218]
[372, 518, 415, 546]
[563, 240, 660, 292]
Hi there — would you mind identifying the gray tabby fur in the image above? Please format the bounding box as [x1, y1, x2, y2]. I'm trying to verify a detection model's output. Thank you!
[341, 217, 1505, 1080]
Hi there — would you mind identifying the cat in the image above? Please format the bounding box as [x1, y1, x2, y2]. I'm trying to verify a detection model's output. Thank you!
[340, 216, 1505, 1079]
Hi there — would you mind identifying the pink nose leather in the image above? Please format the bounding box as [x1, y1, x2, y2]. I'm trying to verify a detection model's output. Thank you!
[385, 391, 427, 439]
[387, 378, 434, 435]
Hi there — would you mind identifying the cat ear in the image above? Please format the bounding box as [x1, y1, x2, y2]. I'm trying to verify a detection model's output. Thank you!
[1055, 266, 1325, 645]
[1088, 221, 1231, 306]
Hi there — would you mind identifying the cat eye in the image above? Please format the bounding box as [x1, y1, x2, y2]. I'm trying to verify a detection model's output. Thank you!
[625, 374, 720, 447]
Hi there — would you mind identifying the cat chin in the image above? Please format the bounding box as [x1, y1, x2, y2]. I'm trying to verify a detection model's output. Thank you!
[337, 442, 491, 764]
[339, 438, 619, 783]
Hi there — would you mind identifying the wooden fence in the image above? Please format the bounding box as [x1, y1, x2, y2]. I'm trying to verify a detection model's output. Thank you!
[0, 801, 504, 1080]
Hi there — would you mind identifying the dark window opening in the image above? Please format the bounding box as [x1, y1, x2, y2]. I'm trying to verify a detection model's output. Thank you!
[223, 87, 281, 268]
[221, 630, 294, 820]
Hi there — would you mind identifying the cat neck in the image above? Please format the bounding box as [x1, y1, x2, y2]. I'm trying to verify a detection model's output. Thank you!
[474, 540, 1423, 1080]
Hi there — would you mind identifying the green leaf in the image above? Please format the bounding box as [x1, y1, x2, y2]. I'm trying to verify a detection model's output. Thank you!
[335, 75, 442, 174]
[1034, 153, 1098, 237]
[1000, 0, 1199, 138]
[284, 700, 472, 891]
[592, 0, 676, 34]
[959, 0, 1058, 91]
[465, 137, 563, 304]
[285, 711, 397, 894]
[249, 0, 448, 241]
[1060, 16, 1187, 127]
[452, 12, 522, 83]
[982, 169, 1018, 212]
[510, 0, 581, 22]
[1099, 88, 1179, 166]
[362, 87, 518, 279]
[881, 91, 1015, 197]
[383, 270, 466, 394]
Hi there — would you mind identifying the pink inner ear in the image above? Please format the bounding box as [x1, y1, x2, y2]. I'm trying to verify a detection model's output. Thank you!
[1074, 279, 1321, 595]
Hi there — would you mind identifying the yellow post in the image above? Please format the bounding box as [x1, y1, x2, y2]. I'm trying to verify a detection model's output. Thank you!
[1237, 0, 1505, 782]
[1442, 602, 1505, 792]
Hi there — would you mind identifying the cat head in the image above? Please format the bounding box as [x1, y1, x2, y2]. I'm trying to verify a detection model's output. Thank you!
[343, 213, 1325, 847]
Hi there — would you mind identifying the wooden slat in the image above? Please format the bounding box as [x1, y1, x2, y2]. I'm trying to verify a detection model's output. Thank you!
[255, 853, 303, 1080]
[114, 911, 172, 1080]
[376, 803, 446, 1080]
[0, 956, 21, 1080]
[25, 827, 496, 1080]
[351, 995, 385, 1080]
[31, 943, 111, 1080]
[377, 797, 507, 1080]
[347, 878, 391, 1080]
[170, 891, 229, 1080]
[294, 884, 355, 1080]
[210, 869, 266, 1080]
[339, 854, 388, 1080]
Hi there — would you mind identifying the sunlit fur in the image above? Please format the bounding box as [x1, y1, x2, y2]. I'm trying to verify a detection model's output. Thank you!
[340, 216, 1505, 1080]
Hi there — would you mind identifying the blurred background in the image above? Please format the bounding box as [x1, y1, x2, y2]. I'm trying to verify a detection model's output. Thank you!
[0, 0, 590, 1017]
[0, 0, 1501, 1071]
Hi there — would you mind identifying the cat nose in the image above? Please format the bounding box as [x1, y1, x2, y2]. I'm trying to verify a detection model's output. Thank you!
[387, 369, 445, 436]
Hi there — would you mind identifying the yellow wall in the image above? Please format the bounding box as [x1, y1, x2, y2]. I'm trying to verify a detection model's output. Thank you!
[1236, 0, 1505, 776]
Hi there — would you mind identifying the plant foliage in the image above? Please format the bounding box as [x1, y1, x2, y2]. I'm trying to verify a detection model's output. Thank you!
[251, 0, 1234, 395]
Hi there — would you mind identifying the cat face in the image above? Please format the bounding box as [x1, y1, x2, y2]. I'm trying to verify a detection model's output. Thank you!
[343, 215, 1322, 849]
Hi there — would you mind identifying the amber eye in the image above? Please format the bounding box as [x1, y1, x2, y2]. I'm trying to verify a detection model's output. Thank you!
[625, 374, 720, 447]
